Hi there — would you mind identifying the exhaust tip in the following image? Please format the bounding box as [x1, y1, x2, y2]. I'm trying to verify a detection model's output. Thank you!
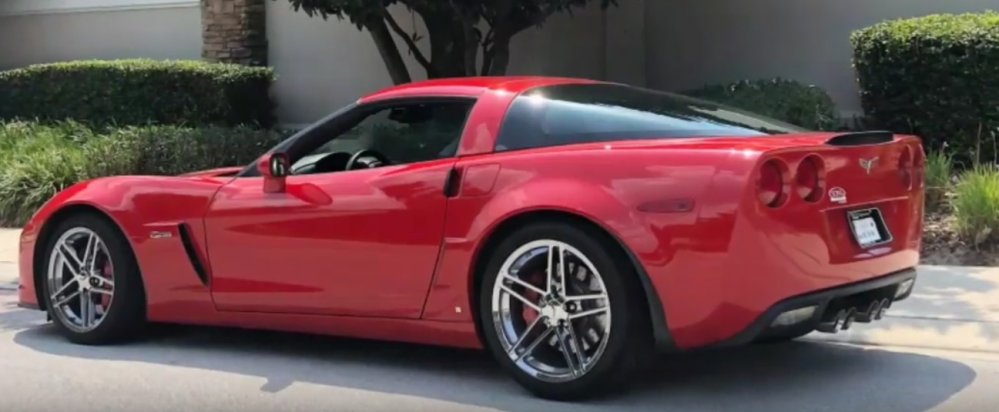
[816, 309, 848, 333]
[841, 308, 857, 331]
[874, 298, 891, 320]
[856, 300, 882, 323]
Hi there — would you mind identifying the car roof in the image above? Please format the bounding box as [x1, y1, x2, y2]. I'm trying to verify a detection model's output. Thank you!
[358, 76, 604, 103]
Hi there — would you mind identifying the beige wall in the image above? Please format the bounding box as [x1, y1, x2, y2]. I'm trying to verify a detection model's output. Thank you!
[0, 6, 201, 71]
[266, 2, 611, 125]
[646, 0, 998, 115]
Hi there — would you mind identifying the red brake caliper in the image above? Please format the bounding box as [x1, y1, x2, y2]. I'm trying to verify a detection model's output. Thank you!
[521, 270, 545, 323]
[99, 261, 113, 309]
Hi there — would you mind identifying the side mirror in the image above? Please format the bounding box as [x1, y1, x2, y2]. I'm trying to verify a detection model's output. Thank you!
[258, 153, 289, 193]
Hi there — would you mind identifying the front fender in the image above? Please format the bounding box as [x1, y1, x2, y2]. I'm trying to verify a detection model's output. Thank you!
[19, 175, 225, 318]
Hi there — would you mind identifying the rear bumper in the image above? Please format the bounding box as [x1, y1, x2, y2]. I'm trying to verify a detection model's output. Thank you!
[710, 267, 916, 347]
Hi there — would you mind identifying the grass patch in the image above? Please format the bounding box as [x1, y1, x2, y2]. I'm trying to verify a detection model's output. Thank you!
[953, 165, 999, 246]
[924, 150, 954, 211]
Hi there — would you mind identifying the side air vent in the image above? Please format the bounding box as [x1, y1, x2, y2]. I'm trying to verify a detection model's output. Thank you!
[825, 131, 894, 146]
[177, 224, 209, 286]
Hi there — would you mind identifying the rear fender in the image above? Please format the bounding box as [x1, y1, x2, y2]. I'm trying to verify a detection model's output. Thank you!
[422, 177, 676, 349]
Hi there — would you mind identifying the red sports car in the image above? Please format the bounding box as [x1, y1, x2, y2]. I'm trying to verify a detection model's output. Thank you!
[16, 77, 923, 400]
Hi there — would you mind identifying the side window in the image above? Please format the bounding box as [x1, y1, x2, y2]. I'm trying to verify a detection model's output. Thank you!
[292, 100, 473, 175]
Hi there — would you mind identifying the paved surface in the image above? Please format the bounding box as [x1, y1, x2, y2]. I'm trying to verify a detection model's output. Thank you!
[0, 228, 19, 264]
[1, 290, 998, 412]
[0, 228, 19, 291]
[1, 261, 998, 411]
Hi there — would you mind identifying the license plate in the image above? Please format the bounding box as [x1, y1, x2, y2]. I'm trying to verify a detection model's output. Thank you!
[847, 208, 892, 248]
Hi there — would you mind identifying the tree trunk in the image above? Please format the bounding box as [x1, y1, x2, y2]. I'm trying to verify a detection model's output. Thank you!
[486, 34, 512, 76]
[461, 20, 478, 76]
[363, 16, 411, 85]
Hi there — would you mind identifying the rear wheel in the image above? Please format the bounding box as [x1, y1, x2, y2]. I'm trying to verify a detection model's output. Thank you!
[478, 221, 650, 400]
[41, 214, 146, 345]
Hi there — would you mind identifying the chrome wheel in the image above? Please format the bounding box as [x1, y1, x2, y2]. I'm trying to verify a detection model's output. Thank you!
[491, 239, 611, 383]
[46, 227, 115, 333]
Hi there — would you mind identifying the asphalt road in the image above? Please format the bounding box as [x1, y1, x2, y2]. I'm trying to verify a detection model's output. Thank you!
[1, 291, 998, 412]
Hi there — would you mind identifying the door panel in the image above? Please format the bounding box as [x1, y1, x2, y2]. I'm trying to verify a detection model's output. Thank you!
[205, 159, 454, 318]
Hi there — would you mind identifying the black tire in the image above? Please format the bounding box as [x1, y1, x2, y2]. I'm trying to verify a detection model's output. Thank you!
[41, 213, 146, 345]
[477, 221, 652, 400]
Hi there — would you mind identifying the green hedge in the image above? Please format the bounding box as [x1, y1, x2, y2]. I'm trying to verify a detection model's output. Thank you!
[683, 78, 839, 130]
[0, 59, 276, 128]
[852, 12, 999, 164]
[0, 122, 285, 226]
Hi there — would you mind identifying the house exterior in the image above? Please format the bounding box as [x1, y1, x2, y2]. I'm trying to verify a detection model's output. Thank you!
[1, 0, 995, 126]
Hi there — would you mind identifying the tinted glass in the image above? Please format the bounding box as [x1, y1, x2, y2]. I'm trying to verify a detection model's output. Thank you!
[496, 83, 807, 151]
[315, 101, 471, 163]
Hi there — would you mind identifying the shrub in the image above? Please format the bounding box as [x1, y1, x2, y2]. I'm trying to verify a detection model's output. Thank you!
[120, 125, 285, 175]
[852, 12, 999, 165]
[0, 122, 285, 226]
[683, 78, 839, 130]
[953, 165, 999, 246]
[0, 59, 276, 128]
[925, 150, 955, 210]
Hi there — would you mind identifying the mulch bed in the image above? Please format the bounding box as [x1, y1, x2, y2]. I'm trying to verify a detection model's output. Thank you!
[920, 208, 999, 266]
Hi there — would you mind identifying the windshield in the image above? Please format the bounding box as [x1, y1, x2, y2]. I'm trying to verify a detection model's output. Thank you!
[495, 83, 807, 152]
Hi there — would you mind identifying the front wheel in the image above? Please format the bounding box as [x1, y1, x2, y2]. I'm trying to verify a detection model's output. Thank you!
[41, 214, 146, 345]
[478, 222, 651, 400]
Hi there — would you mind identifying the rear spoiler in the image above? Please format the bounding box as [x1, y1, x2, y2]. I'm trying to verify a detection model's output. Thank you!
[824, 131, 894, 147]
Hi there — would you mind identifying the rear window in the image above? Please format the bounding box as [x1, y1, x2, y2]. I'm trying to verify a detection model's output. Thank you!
[495, 83, 808, 152]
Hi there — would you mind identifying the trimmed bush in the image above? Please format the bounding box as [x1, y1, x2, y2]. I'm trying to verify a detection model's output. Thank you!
[121, 125, 285, 175]
[683, 78, 839, 130]
[0, 122, 285, 226]
[953, 165, 999, 246]
[0, 59, 276, 128]
[852, 12, 999, 164]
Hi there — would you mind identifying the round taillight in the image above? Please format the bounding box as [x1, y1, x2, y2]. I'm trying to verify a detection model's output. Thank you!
[898, 146, 913, 190]
[795, 155, 825, 202]
[758, 159, 787, 208]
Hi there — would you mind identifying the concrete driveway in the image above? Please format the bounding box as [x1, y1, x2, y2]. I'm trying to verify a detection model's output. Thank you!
[1, 287, 997, 411]
[2, 224, 998, 410]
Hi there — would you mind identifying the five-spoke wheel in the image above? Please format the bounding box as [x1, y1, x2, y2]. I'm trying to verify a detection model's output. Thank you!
[479, 221, 650, 400]
[47, 227, 116, 333]
[491, 239, 612, 382]
[42, 213, 145, 345]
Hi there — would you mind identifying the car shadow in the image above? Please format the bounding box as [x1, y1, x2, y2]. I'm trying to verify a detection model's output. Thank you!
[6, 304, 977, 412]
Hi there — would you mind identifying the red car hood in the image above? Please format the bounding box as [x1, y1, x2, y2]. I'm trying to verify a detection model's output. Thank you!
[180, 166, 244, 178]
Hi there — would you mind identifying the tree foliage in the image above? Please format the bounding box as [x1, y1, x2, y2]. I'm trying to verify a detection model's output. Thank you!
[285, 0, 617, 84]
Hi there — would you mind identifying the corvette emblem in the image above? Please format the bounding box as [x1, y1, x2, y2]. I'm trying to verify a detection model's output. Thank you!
[859, 157, 879, 175]
[149, 231, 172, 239]
[829, 187, 847, 204]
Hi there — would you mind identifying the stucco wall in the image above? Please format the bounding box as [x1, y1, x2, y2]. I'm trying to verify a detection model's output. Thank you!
[0, 6, 201, 71]
[266, 2, 608, 125]
[646, 0, 998, 116]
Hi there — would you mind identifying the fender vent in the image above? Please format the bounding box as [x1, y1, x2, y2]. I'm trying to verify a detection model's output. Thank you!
[177, 224, 209, 286]
[825, 131, 894, 146]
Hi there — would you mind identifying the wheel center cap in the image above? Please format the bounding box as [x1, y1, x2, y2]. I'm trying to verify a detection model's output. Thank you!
[540, 300, 569, 322]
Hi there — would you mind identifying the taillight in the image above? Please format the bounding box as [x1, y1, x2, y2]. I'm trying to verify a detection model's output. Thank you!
[758, 159, 788, 208]
[898, 146, 913, 190]
[795, 155, 825, 202]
